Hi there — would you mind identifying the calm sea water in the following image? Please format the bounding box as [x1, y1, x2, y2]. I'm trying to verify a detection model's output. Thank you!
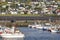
[0, 27, 60, 40]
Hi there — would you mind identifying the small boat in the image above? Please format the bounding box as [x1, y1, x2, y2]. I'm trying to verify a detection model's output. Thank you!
[28, 23, 52, 31]
[49, 27, 60, 33]
[0, 26, 24, 38]
[1, 33, 24, 38]
[28, 22, 40, 28]
[28, 24, 43, 29]
[28, 25, 35, 28]
[50, 29, 60, 33]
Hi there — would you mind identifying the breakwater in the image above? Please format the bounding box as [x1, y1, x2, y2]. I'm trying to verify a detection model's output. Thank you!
[0, 16, 60, 21]
[0, 16, 60, 27]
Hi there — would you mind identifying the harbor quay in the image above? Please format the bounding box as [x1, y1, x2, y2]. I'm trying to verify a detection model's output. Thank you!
[0, 16, 60, 27]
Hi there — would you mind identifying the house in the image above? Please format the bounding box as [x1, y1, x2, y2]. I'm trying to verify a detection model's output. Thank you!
[20, 11, 24, 14]
[10, 10, 17, 14]
[1, 0, 6, 2]
[1, 12, 6, 14]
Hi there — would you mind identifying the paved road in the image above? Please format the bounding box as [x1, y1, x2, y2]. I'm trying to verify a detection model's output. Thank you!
[0, 16, 60, 21]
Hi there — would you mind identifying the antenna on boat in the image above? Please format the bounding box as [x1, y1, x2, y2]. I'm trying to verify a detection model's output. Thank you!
[11, 20, 16, 33]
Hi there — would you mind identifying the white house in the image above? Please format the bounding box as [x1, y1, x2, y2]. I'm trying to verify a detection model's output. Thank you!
[20, 11, 24, 14]
[10, 11, 17, 14]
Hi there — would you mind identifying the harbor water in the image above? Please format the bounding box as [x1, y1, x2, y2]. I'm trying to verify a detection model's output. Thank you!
[0, 27, 60, 40]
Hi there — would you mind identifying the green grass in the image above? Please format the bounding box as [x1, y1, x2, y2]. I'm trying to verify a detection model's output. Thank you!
[0, 14, 60, 17]
[44, 14, 59, 17]
[0, 14, 40, 16]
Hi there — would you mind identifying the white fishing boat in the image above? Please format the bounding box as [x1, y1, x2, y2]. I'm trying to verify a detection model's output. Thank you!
[28, 23, 52, 30]
[1, 33, 24, 38]
[0, 26, 24, 38]
[28, 24, 35, 28]
[50, 29, 60, 33]
[35, 24, 43, 29]
[42, 23, 52, 30]
[49, 26, 60, 33]
[28, 24, 43, 29]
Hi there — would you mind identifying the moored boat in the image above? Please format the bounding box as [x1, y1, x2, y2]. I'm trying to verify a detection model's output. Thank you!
[0, 26, 24, 38]
[1, 33, 24, 38]
[28, 23, 52, 31]
[50, 29, 60, 33]
[49, 27, 60, 33]
[28, 24, 43, 29]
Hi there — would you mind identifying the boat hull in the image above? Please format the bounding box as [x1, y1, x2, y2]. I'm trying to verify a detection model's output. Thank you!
[1, 33, 24, 38]
[2, 38, 24, 40]
[51, 30, 60, 33]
